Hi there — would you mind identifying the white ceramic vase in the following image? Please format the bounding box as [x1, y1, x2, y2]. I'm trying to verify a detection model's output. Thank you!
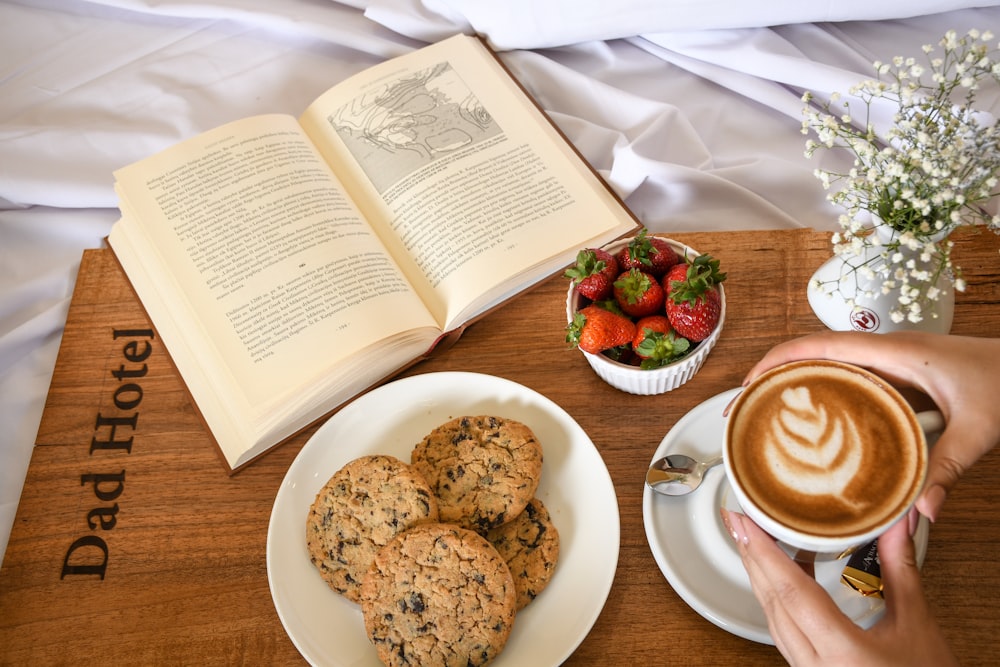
[807, 225, 955, 334]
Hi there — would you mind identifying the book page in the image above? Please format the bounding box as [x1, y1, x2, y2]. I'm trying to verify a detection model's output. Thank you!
[110, 114, 439, 411]
[299, 34, 637, 331]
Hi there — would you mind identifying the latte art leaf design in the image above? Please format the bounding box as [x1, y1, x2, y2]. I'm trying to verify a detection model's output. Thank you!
[765, 386, 864, 501]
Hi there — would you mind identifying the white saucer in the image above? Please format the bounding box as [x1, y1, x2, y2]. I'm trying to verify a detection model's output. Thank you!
[641, 388, 930, 644]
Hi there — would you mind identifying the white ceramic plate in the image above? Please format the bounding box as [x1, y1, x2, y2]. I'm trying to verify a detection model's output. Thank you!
[642, 388, 929, 644]
[267, 371, 620, 666]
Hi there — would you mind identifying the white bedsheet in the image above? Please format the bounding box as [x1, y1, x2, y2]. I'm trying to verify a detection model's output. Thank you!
[3, 0, 999, 560]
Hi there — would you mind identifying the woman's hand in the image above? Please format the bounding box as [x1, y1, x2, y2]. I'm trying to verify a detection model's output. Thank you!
[741, 331, 1000, 521]
[722, 509, 957, 666]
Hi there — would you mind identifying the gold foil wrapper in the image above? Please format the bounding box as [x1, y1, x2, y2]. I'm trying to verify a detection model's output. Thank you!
[841, 539, 882, 598]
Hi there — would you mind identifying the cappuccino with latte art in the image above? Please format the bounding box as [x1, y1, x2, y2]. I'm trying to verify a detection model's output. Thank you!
[725, 360, 928, 553]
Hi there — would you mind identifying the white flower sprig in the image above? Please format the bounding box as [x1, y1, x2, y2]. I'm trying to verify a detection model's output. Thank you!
[802, 29, 1000, 323]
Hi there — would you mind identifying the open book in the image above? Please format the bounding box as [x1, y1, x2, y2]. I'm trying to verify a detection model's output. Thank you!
[107, 33, 639, 472]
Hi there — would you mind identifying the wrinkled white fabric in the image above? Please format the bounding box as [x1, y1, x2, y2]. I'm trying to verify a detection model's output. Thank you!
[368, 0, 1000, 49]
[2, 0, 999, 560]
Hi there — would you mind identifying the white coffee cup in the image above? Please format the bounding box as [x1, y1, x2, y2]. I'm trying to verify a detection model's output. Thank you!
[724, 359, 939, 557]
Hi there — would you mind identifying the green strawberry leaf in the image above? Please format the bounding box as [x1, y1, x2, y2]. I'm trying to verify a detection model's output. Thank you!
[635, 329, 692, 368]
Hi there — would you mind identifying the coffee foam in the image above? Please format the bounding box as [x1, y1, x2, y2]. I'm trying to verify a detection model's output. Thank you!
[767, 385, 864, 501]
[727, 362, 926, 538]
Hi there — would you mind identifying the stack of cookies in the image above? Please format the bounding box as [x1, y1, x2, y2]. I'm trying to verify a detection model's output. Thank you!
[306, 415, 560, 667]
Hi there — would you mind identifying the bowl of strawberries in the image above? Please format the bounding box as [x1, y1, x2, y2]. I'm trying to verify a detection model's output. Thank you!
[564, 229, 726, 395]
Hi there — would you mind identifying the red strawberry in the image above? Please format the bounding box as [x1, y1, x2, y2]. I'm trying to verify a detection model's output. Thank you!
[566, 305, 637, 354]
[617, 229, 680, 277]
[648, 238, 681, 276]
[631, 315, 672, 350]
[632, 315, 692, 369]
[662, 262, 688, 288]
[564, 248, 619, 301]
[663, 253, 726, 342]
[613, 269, 664, 318]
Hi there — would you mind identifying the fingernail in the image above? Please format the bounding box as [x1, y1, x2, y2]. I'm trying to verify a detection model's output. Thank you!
[720, 508, 749, 545]
[722, 390, 742, 417]
[907, 506, 919, 536]
[922, 484, 946, 523]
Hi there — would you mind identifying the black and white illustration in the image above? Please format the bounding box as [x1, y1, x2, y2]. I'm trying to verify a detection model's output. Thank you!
[328, 62, 502, 193]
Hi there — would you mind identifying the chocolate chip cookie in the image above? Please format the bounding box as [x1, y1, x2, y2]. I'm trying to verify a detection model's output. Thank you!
[486, 496, 560, 610]
[306, 454, 439, 603]
[411, 416, 543, 532]
[360, 522, 516, 667]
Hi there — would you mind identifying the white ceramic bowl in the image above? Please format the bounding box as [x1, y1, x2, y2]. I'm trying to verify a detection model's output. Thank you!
[565, 237, 725, 395]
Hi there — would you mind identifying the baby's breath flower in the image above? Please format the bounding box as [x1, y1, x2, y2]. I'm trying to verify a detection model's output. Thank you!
[802, 28, 1000, 323]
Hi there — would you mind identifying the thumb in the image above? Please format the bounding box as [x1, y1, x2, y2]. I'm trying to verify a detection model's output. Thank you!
[873, 516, 958, 665]
[876, 518, 926, 625]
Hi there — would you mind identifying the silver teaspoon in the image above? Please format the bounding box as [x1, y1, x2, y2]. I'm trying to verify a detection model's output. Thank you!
[645, 454, 722, 496]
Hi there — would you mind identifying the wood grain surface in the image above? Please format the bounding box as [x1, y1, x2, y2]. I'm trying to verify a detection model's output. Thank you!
[1, 228, 998, 665]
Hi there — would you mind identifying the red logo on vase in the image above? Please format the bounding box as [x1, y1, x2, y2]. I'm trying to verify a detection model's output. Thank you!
[849, 308, 880, 332]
